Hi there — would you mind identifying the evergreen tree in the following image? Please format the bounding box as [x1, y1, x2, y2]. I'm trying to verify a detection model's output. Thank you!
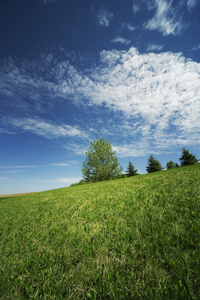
[126, 161, 138, 177]
[82, 138, 123, 182]
[146, 155, 163, 173]
[179, 148, 199, 166]
[166, 161, 179, 169]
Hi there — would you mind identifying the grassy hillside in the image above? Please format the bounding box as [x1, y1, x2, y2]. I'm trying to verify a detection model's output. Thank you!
[0, 165, 200, 299]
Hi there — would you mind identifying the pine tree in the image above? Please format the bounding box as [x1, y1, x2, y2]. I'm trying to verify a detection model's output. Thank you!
[166, 161, 179, 169]
[179, 148, 199, 166]
[126, 161, 138, 177]
[146, 155, 163, 173]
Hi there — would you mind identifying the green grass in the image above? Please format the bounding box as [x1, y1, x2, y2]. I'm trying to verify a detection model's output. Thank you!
[0, 165, 200, 299]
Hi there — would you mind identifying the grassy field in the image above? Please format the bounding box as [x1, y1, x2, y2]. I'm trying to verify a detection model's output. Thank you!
[0, 165, 200, 299]
[0, 192, 38, 199]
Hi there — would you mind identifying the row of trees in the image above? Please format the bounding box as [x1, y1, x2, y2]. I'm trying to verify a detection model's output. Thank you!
[81, 138, 199, 183]
[146, 148, 199, 173]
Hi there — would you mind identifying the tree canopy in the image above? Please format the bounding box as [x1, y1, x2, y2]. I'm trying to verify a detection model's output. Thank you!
[82, 138, 123, 182]
[166, 161, 179, 169]
[179, 148, 199, 166]
[126, 161, 138, 177]
[146, 155, 163, 173]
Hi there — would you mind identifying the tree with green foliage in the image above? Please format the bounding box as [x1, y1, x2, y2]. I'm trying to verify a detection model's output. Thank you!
[179, 148, 199, 166]
[146, 155, 163, 173]
[166, 161, 179, 169]
[82, 138, 123, 182]
[126, 161, 138, 177]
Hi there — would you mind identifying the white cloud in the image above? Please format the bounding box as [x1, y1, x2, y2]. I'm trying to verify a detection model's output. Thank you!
[65, 143, 87, 155]
[0, 164, 73, 172]
[113, 142, 149, 157]
[10, 118, 88, 139]
[56, 47, 199, 155]
[2, 170, 25, 174]
[52, 163, 71, 167]
[0, 178, 8, 181]
[42, 177, 83, 186]
[80, 48, 200, 152]
[144, 0, 187, 36]
[1, 47, 200, 156]
[95, 9, 114, 27]
[146, 43, 163, 52]
[55, 177, 82, 184]
[127, 24, 136, 31]
[132, 0, 157, 14]
[111, 36, 131, 45]
[187, 0, 198, 10]
[191, 44, 200, 51]
[0, 165, 38, 169]
[132, 3, 140, 14]
[122, 23, 136, 31]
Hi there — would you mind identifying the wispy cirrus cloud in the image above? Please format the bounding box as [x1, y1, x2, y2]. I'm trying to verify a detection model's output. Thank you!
[132, 3, 140, 14]
[0, 164, 73, 172]
[52, 163, 71, 167]
[0, 165, 38, 169]
[42, 177, 82, 185]
[94, 9, 114, 27]
[1, 47, 200, 156]
[146, 43, 163, 52]
[0, 178, 8, 181]
[64, 143, 87, 156]
[187, 0, 199, 10]
[55, 177, 82, 183]
[111, 36, 131, 45]
[10, 118, 88, 139]
[113, 141, 150, 158]
[1, 170, 25, 174]
[132, 0, 189, 36]
[122, 23, 136, 31]
[81, 48, 199, 153]
[190, 44, 200, 51]
[132, 0, 156, 14]
[144, 0, 187, 36]
[0, 52, 85, 116]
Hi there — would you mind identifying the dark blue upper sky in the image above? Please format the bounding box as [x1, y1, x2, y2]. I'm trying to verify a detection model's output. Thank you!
[1, 0, 200, 58]
[0, 0, 200, 194]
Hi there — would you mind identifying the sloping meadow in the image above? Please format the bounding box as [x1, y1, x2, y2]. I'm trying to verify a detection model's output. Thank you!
[0, 165, 200, 299]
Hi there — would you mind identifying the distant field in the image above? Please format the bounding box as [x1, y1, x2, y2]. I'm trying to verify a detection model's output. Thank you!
[0, 192, 38, 198]
[0, 165, 200, 299]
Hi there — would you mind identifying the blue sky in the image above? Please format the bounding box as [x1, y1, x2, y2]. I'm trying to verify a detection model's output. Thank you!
[0, 0, 200, 195]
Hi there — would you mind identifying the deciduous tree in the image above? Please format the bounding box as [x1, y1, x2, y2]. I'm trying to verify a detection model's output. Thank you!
[82, 138, 123, 182]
